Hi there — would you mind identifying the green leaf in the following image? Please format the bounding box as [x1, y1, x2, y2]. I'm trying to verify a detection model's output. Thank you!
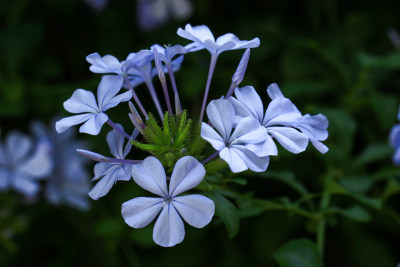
[381, 178, 400, 201]
[256, 171, 308, 196]
[274, 239, 324, 267]
[336, 205, 371, 222]
[339, 175, 373, 193]
[369, 91, 397, 129]
[358, 51, 400, 69]
[225, 178, 247, 186]
[205, 191, 239, 239]
[354, 143, 393, 167]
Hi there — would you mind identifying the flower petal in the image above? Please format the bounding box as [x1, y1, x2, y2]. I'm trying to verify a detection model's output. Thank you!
[200, 123, 226, 151]
[216, 33, 260, 51]
[266, 83, 284, 100]
[86, 53, 122, 74]
[122, 197, 164, 228]
[79, 112, 108, 135]
[63, 89, 99, 114]
[153, 204, 185, 247]
[177, 24, 215, 44]
[169, 156, 206, 197]
[88, 167, 122, 200]
[106, 127, 126, 159]
[172, 194, 215, 228]
[219, 147, 248, 173]
[245, 134, 278, 157]
[55, 114, 93, 133]
[263, 97, 301, 126]
[206, 99, 234, 141]
[230, 146, 270, 172]
[6, 131, 32, 163]
[18, 144, 52, 178]
[12, 174, 40, 197]
[234, 86, 264, 122]
[229, 116, 268, 144]
[132, 156, 168, 197]
[267, 127, 308, 154]
[97, 75, 124, 110]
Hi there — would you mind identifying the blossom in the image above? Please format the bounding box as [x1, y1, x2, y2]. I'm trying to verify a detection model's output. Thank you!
[229, 84, 329, 155]
[83, 126, 138, 200]
[86, 53, 129, 76]
[201, 99, 270, 173]
[55, 75, 132, 135]
[177, 24, 260, 56]
[32, 119, 90, 210]
[122, 156, 214, 247]
[390, 106, 400, 165]
[0, 131, 52, 197]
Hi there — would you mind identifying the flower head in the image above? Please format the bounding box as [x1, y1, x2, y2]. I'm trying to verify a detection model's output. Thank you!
[201, 99, 270, 173]
[122, 156, 214, 247]
[0, 131, 52, 197]
[177, 24, 260, 56]
[55, 75, 131, 135]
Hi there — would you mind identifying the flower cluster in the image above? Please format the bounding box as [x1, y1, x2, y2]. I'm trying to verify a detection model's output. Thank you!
[0, 119, 90, 210]
[56, 24, 329, 247]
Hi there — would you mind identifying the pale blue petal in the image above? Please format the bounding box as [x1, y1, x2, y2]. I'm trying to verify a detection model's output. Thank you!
[153, 204, 185, 247]
[206, 99, 234, 141]
[12, 174, 40, 197]
[234, 86, 264, 122]
[309, 139, 329, 154]
[229, 116, 268, 144]
[18, 144, 52, 178]
[6, 131, 32, 163]
[86, 53, 122, 74]
[106, 127, 125, 159]
[0, 169, 10, 189]
[103, 90, 132, 111]
[230, 146, 270, 172]
[267, 127, 308, 154]
[173, 194, 215, 228]
[390, 124, 400, 148]
[132, 156, 168, 197]
[393, 148, 400, 165]
[63, 89, 99, 114]
[122, 197, 164, 228]
[267, 83, 284, 99]
[97, 75, 124, 110]
[169, 156, 206, 197]
[263, 97, 301, 126]
[177, 24, 215, 43]
[245, 134, 278, 157]
[93, 162, 113, 180]
[79, 112, 108, 135]
[229, 96, 253, 119]
[297, 114, 329, 141]
[216, 33, 260, 51]
[219, 147, 248, 173]
[88, 170, 116, 200]
[200, 123, 226, 151]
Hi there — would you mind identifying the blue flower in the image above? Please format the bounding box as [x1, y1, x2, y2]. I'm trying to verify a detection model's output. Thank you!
[122, 156, 214, 247]
[85, 126, 138, 200]
[32, 119, 91, 210]
[86, 53, 131, 76]
[177, 24, 260, 56]
[55, 75, 132, 135]
[390, 106, 400, 165]
[201, 99, 270, 173]
[229, 84, 329, 155]
[0, 131, 52, 197]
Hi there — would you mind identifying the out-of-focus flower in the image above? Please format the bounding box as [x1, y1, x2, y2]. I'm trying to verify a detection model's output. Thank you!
[201, 99, 270, 173]
[55, 75, 131, 135]
[137, 0, 193, 31]
[32, 119, 91, 210]
[81, 126, 138, 200]
[390, 106, 400, 165]
[122, 156, 214, 247]
[177, 24, 260, 56]
[85, 0, 108, 12]
[0, 131, 52, 197]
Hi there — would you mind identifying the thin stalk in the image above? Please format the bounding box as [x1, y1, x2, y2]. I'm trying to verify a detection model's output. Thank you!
[123, 76, 148, 118]
[199, 54, 218, 123]
[316, 173, 333, 258]
[144, 76, 164, 120]
[201, 150, 219, 165]
[166, 62, 182, 114]
[106, 119, 130, 139]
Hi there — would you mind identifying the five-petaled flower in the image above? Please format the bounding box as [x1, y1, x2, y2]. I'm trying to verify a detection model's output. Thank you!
[201, 99, 270, 173]
[121, 156, 215, 247]
[55, 75, 132, 135]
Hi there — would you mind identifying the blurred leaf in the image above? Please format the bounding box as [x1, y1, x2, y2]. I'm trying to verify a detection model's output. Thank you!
[206, 191, 239, 239]
[256, 171, 308, 196]
[225, 178, 248, 186]
[274, 239, 324, 267]
[358, 52, 400, 69]
[335, 205, 371, 223]
[326, 181, 382, 210]
[95, 218, 124, 240]
[339, 176, 373, 193]
[381, 178, 400, 202]
[130, 225, 156, 248]
[354, 143, 393, 167]
[369, 91, 397, 129]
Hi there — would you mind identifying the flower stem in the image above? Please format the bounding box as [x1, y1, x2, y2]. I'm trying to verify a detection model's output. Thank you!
[106, 119, 131, 139]
[201, 150, 219, 165]
[166, 62, 182, 114]
[123, 76, 148, 118]
[316, 173, 333, 258]
[144, 77, 164, 120]
[199, 54, 218, 123]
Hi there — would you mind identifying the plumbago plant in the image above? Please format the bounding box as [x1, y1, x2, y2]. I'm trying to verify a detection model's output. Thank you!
[55, 23, 330, 255]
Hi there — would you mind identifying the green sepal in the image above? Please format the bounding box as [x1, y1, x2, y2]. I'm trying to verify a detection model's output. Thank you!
[130, 140, 162, 152]
[162, 112, 172, 145]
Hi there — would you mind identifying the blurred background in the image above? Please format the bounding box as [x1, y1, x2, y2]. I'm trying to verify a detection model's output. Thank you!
[1, 0, 400, 266]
